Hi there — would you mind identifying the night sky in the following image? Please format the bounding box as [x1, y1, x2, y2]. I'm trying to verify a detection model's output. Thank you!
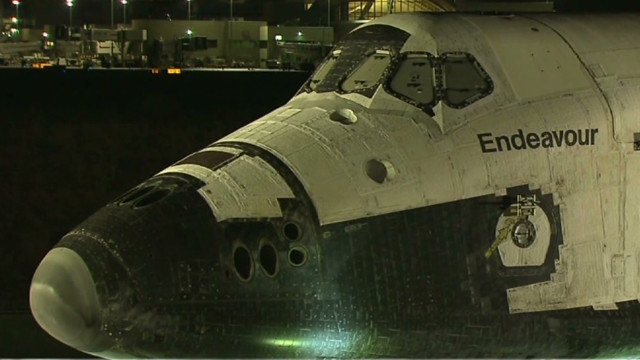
[5, 0, 640, 29]
[2, 0, 266, 27]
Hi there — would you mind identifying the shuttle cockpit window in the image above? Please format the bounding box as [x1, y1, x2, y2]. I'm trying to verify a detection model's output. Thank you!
[387, 52, 436, 109]
[309, 50, 341, 91]
[341, 50, 392, 95]
[441, 52, 493, 108]
[301, 24, 410, 94]
[385, 51, 493, 113]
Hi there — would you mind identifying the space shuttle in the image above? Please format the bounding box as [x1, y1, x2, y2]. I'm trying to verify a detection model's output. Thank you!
[29, 12, 640, 358]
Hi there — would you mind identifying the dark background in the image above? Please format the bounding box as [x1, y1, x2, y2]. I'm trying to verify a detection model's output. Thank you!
[6, 0, 640, 30]
[3, 1, 640, 357]
[0, 67, 310, 357]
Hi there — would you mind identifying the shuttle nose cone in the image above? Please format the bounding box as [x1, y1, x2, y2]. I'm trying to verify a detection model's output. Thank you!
[30, 247, 110, 353]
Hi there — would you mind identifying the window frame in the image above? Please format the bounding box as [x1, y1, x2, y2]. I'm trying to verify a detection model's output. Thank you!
[307, 49, 342, 91]
[305, 48, 494, 112]
[439, 51, 494, 109]
[337, 48, 394, 98]
[384, 51, 438, 113]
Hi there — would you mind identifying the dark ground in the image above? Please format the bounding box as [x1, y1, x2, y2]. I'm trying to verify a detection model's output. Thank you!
[0, 67, 310, 357]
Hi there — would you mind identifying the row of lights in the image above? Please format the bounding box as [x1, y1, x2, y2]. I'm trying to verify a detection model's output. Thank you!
[66, 0, 73, 33]
[11, 0, 202, 38]
[10, 0, 130, 34]
[11, 0, 19, 31]
[274, 32, 304, 42]
[11, 0, 237, 39]
[66, 0, 128, 29]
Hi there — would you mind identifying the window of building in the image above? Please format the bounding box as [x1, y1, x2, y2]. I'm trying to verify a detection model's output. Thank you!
[231, 39, 259, 48]
[206, 39, 218, 48]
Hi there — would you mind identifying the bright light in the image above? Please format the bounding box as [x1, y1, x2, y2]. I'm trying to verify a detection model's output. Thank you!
[264, 338, 304, 347]
[42, 31, 49, 37]
[275, 34, 282, 41]
[121, 0, 127, 4]
[186, 29, 192, 36]
[12, 0, 19, 5]
[11, 17, 17, 23]
[297, 31, 303, 36]
[66, 0, 73, 7]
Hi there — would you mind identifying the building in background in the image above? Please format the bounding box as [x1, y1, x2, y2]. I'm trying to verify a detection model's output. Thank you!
[133, 19, 266, 67]
[260, 25, 333, 70]
[131, 19, 333, 69]
[2, 0, 559, 68]
[342, 0, 452, 21]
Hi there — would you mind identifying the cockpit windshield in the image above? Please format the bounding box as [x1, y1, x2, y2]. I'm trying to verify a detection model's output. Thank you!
[441, 52, 493, 108]
[341, 50, 392, 93]
[385, 51, 493, 111]
[388, 52, 436, 107]
[304, 25, 493, 112]
[309, 50, 340, 91]
[305, 24, 410, 94]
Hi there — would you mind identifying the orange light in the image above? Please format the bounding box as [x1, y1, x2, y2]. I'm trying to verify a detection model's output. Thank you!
[167, 68, 182, 75]
[151, 68, 161, 74]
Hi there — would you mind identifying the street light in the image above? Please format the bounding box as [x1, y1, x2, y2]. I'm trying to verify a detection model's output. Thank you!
[111, 0, 114, 29]
[11, 0, 20, 32]
[66, 0, 74, 37]
[121, 0, 127, 27]
[228, 0, 233, 62]
[187, 0, 191, 36]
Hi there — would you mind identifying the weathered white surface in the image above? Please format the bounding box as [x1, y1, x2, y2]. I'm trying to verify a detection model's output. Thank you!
[601, 79, 640, 144]
[157, 164, 211, 180]
[160, 148, 294, 222]
[158, 146, 243, 180]
[196, 155, 295, 221]
[220, 95, 463, 224]
[530, 14, 640, 62]
[471, 15, 592, 101]
[195, 13, 640, 314]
